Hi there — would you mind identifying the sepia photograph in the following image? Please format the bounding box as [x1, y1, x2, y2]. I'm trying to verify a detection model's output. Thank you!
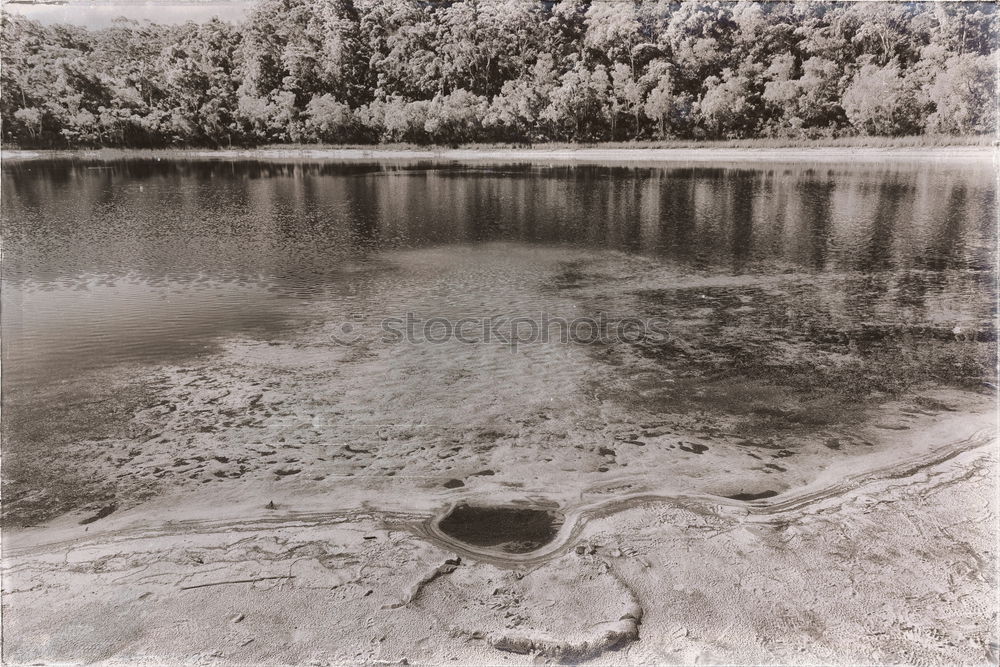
[0, 0, 997, 664]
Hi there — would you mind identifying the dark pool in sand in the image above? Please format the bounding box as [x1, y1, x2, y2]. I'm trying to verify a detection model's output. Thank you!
[1, 157, 995, 525]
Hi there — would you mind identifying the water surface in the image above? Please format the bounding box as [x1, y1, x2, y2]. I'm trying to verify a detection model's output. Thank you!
[1, 158, 995, 524]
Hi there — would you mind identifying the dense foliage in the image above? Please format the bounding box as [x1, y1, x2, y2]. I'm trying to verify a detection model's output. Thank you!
[2, 0, 996, 147]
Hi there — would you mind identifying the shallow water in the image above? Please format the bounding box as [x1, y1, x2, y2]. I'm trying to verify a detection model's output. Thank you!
[3, 159, 994, 386]
[437, 504, 563, 554]
[1, 158, 995, 525]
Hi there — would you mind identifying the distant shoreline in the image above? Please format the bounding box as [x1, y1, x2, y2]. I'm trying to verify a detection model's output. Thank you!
[2, 144, 994, 164]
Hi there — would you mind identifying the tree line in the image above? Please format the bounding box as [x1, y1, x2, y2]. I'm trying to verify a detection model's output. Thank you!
[1, 0, 996, 148]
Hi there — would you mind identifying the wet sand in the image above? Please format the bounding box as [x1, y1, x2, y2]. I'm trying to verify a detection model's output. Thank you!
[4, 425, 994, 664]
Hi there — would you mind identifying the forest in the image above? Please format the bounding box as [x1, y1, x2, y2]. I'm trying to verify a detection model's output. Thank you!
[1, 0, 996, 147]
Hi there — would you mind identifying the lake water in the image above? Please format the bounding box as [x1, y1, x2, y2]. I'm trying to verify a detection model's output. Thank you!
[1, 158, 995, 524]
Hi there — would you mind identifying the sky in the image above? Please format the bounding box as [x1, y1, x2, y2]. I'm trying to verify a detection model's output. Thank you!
[2, 1, 250, 28]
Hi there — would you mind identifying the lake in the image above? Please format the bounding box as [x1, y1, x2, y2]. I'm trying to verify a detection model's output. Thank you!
[1, 157, 995, 525]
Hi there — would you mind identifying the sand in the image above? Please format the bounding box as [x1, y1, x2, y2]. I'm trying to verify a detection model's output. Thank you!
[1, 145, 993, 165]
[3, 419, 995, 665]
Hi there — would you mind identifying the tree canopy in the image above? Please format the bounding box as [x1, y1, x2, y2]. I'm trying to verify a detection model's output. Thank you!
[2, 0, 996, 147]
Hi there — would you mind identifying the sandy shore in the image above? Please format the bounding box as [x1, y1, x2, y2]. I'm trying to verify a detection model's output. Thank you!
[4, 418, 995, 665]
[1, 145, 994, 164]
